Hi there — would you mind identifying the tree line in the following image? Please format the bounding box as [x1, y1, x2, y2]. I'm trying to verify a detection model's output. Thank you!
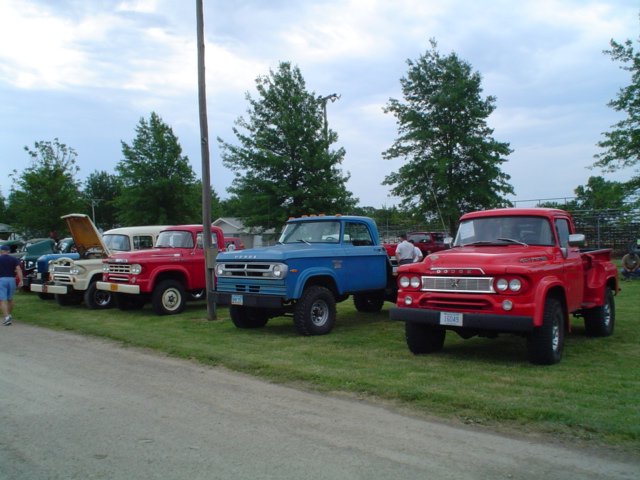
[1, 36, 638, 239]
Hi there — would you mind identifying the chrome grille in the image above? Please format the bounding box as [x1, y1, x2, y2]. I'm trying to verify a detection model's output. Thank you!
[107, 264, 132, 274]
[220, 263, 278, 278]
[422, 276, 494, 293]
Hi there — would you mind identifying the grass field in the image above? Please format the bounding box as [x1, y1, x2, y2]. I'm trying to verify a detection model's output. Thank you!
[11, 279, 640, 454]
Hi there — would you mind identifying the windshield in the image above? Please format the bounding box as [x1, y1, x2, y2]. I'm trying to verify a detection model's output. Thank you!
[156, 231, 194, 248]
[279, 221, 341, 244]
[103, 234, 131, 252]
[454, 216, 555, 247]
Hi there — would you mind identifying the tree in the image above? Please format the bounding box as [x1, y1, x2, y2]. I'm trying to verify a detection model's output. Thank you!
[573, 176, 630, 213]
[218, 62, 356, 232]
[115, 112, 200, 226]
[7, 138, 83, 237]
[383, 40, 514, 234]
[83, 170, 122, 231]
[593, 37, 640, 192]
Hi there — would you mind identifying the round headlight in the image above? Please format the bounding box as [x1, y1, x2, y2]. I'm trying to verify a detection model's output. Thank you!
[410, 276, 421, 289]
[273, 264, 287, 278]
[215, 264, 224, 276]
[502, 300, 513, 311]
[103, 264, 109, 273]
[130, 264, 142, 275]
[495, 278, 508, 291]
[509, 278, 522, 292]
[70, 265, 80, 275]
[404, 295, 413, 305]
[399, 276, 410, 288]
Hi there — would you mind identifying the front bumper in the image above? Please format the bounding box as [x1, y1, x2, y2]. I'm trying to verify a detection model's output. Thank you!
[212, 291, 284, 309]
[30, 284, 69, 295]
[389, 306, 534, 332]
[96, 281, 141, 295]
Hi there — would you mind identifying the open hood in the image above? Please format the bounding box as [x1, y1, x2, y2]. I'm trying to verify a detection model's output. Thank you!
[62, 214, 109, 257]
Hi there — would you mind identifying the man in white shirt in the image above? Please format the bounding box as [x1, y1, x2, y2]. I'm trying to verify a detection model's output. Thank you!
[409, 239, 423, 263]
[395, 233, 415, 266]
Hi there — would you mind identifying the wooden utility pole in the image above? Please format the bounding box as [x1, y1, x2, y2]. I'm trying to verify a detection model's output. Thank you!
[196, 0, 216, 320]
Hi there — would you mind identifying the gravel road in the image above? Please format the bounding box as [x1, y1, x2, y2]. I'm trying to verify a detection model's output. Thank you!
[1, 322, 638, 480]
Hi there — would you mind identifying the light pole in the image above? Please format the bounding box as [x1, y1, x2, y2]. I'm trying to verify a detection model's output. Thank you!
[318, 93, 341, 148]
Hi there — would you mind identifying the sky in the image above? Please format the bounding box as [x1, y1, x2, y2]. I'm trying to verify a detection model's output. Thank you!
[0, 0, 638, 211]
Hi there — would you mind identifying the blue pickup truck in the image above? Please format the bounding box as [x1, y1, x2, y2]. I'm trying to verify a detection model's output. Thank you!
[213, 215, 397, 335]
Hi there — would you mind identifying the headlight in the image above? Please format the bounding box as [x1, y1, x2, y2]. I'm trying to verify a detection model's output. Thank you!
[495, 278, 508, 291]
[103, 264, 109, 273]
[509, 278, 522, 292]
[70, 265, 80, 275]
[215, 263, 224, 276]
[410, 276, 421, 289]
[130, 264, 142, 275]
[399, 276, 410, 288]
[272, 264, 288, 278]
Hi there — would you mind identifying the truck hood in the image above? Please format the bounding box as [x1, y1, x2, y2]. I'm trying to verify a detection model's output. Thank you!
[105, 246, 193, 262]
[62, 214, 109, 257]
[419, 245, 555, 274]
[216, 243, 345, 262]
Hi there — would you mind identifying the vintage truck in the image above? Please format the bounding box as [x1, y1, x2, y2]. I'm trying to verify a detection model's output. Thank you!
[389, 208, 619, 365]
[213, 215, 397, 335]
[22, 237, 77, 293]
[383, 231, 448, 265]
[98, 224, 226, 315]
[31, 215, 166, 309]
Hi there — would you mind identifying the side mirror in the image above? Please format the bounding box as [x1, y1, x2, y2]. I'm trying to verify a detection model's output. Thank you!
[568, 234, 585, 247]
[444, 236, 454, 248]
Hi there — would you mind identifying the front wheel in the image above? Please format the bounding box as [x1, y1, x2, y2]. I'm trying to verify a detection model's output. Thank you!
[583, 286, 615, 337]
[405, 322, 446, 354]
[526, 296, 565, 365]
[230, 306, 269, 328]
[84, 282, 112, 310]
[293, 286, 336, 336]
[152, 280, 186, 315]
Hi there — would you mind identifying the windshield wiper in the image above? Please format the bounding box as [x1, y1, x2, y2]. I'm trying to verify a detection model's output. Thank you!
[497, 238, 528, 246]
[297, 239, 311, 245]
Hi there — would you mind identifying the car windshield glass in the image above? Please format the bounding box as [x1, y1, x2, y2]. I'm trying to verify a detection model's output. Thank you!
[103, 234, 131, 252]
[156, 231, 194, 248]
[454, 216, 555, 247]
[279, 221, 341, 244]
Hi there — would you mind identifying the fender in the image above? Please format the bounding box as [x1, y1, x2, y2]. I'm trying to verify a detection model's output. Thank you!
[289, 265, 341, 299]
[145, 263, 192, 290]
[532, 275, 566, 328]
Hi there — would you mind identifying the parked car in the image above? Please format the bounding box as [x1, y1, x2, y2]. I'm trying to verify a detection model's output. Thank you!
[224, 237, 244, 251]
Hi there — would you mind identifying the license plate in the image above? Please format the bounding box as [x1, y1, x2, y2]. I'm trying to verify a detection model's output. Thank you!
[109, 284, 118, 291]
[231, 294, 243, 305]
[440, 312, 463, 326]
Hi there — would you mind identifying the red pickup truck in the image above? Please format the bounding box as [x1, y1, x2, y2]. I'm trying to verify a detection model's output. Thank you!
[383, 232, 448, 264]
[97, 225, 225, 315]
[390, 208, 619, 365]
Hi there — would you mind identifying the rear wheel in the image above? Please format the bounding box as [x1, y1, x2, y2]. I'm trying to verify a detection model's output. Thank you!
[405, 322, 446, 354]
[527, 296, 565, 365]
[230, 306, 269, 328]
[293, 286, 336, 336]
[353, 292, 385, 312]
[583, 286, 615, 337]
[151, 280, 186, 315]
[84, 282, 112, 310]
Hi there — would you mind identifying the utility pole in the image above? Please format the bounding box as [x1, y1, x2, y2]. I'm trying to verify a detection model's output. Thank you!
[196, 0, 216, 320]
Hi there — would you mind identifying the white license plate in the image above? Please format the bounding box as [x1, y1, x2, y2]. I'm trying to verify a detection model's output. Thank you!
[231, 294, 243, 306]
[440, 312, 463, 326]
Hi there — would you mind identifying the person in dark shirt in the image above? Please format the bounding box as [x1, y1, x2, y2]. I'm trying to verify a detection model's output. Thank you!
[0, 244, 23, 325]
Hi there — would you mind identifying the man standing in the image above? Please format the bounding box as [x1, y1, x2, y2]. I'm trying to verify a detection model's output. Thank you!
[409, 239, 424, 263]
[0, 244, 23, 325]
[395, 233, 415, 266]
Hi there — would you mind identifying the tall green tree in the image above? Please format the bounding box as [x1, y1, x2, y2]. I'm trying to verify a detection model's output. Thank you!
[8, 138, 83, 237]
[573, 176, 630, 213]
[83, 170, 122, 231]
[115, 112, 200, 226]
[218, 62, 356, 232]
[593, 37, 640, 192]
[383, 40, 514, 234]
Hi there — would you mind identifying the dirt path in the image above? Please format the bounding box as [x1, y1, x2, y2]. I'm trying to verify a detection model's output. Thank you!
[1, 323, 637, 480]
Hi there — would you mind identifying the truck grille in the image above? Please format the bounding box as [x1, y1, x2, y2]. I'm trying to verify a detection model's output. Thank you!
[51, 266, 72, 274]
[219, 263, 280, 278]
[422, 276, 494, 293]
[107, 264, 132, 274]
